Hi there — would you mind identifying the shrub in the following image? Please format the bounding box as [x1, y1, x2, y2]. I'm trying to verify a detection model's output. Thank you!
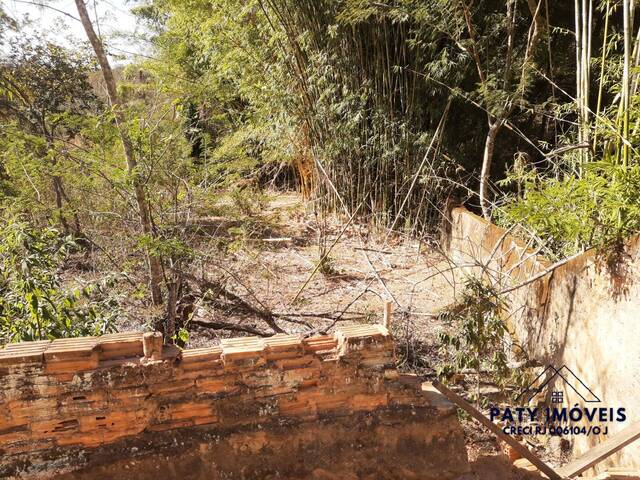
[0, 219, 117, 343]
[437, 278, 512, 406]
[496, 161, 640, 258]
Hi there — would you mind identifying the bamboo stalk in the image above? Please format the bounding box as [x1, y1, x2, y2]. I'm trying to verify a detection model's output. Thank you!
[593, 0, 611, 151]
[622, 0, 632, 168]
[575, 0, 583, 167]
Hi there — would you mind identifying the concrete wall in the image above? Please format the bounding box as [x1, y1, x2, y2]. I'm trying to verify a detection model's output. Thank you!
[0, 325, 468, 479]
[446, 207, 640, 472]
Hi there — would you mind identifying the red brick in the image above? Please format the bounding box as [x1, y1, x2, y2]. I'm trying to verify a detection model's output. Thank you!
[0, 326, 442, 466]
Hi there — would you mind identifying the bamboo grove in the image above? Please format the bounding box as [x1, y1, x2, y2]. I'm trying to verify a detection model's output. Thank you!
[142, 0, 577, 230]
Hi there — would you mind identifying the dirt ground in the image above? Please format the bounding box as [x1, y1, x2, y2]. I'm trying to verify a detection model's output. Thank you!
[462, 456, 548, 480]
[99, 192, 557, 479]
[121, 192, 463, 369]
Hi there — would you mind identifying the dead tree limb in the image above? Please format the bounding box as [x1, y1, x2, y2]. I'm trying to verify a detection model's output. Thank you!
[189, 319, 270, 337]
[176, 268, 285, 334]
[498, 250, 584, 295]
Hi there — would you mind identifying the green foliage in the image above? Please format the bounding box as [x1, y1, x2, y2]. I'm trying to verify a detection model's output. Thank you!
[140, 0, 574, 233]
[137, 0, 296, 184]
[173, 327, 190, 348]
[137, 234, 195, 261]
[495, 1, 640, 256]
[136, 0, 471, 229]
[437, 278, 512, 403]
[0, 36, 99, 139]
[0, 0, 628, 347]
[0, 36, 101, 228]
[497, 161, 640, 258]
[0, 219, 118, 343]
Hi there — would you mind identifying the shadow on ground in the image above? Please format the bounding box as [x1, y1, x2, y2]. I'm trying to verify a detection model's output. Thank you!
[460, 455, 547, 480]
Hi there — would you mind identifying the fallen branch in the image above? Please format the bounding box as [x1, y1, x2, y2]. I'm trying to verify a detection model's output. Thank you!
[272, 311, 368, 321]
[175, 268, 285, 334]
[257, 237, 293, 242]
[498, 250, 584, 295]
[189, 319, 270, 337]
[354, 247, 392, 254]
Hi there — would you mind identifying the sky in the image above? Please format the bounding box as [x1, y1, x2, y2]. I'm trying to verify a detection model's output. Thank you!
[2, 0, 148, 62]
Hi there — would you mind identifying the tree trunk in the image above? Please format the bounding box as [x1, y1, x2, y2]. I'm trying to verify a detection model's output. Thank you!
[166, 279, 178, 344]
[53, 173, 84, 240]
[52, 176, 71, 235]
[479, 122, 502, 220]
[74, 0, 163, 305]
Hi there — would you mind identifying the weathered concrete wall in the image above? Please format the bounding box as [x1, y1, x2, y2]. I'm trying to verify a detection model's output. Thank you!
[0, 325, 468, 479]
[447, 207, 640, 472]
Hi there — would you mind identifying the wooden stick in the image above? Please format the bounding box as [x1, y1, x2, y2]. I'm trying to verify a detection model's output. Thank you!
[557, 421, 640, 478]
[432, 379, 563, 480]
[383, 300, 392, 329]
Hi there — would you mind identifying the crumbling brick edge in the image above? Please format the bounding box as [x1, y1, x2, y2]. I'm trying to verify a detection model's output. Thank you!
[0, 325, 470, 479]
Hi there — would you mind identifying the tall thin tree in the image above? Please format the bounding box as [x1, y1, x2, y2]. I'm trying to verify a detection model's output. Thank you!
[74, 0, 164, 305]
[463, 0, 544, 219]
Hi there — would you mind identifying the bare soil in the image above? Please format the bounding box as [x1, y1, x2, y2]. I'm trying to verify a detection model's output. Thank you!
[128, 192, 461, 361]
[65, 192, 560, 479]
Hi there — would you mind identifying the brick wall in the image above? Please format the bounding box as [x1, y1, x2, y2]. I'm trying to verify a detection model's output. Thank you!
[0, 324, 468, 479]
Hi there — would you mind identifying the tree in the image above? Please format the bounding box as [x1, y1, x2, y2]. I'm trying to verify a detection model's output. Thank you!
[429, 0, 546, 219]
[74, 0, 164, 306]
[0, 37, 99, 235]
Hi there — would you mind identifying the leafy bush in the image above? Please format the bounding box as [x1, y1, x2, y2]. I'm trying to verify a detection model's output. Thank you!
[437, 278, 512, 405]
[496, 161, 640, 258]
[0, 219, 118, 343]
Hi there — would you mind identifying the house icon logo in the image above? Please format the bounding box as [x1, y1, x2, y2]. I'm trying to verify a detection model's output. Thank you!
[515, 365, 601, 404]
